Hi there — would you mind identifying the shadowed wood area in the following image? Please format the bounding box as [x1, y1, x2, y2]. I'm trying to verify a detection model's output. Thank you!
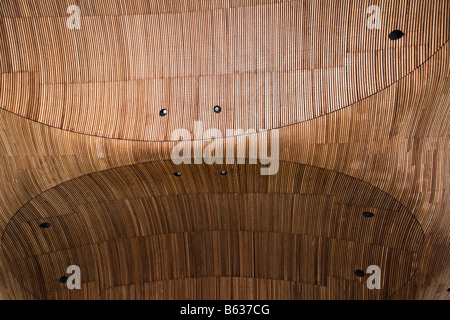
[0, 0, 448, 140]
[2, 161, 424, 299]
[0, 0, 448, 300]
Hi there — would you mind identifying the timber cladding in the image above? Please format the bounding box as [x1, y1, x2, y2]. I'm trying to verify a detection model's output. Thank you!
[0, 0, 448, 300]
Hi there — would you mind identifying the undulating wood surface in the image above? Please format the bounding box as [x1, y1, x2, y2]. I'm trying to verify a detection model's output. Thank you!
[0, 0, 448, 300]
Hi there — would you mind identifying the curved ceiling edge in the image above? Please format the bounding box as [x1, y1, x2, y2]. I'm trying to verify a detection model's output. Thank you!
[0, 1, 448, 141]
[1, 160, 426, 300]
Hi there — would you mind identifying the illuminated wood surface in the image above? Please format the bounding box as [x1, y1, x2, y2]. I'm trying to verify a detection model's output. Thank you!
[0, 0, 448, 299]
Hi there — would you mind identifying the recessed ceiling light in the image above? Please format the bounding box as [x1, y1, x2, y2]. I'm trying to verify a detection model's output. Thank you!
[388, 30, 405, 40]
[354, 269, 365, 277]
[159, 109, 168, 117]
[39, 222, 51, 229]
[213, 106, 222, 113]
[173, 172, 181, 177]
[220, 170, 227, 175]
[362, 211, 374, 218]
[58, 276, 68, 283]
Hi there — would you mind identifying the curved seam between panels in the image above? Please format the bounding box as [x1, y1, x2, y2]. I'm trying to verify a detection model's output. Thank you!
[0, 159, 426, 300]
[0, 39, 448, 143]
[7, 229, 424, 262]
[4, 231, 424, 300]
[1, 159, 426, 237]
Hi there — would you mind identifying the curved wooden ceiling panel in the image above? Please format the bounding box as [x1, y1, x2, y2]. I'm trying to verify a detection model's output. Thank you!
[0, 0, 448, 301]
[2, 161, 423, 299]
[0, 0, 448, 140]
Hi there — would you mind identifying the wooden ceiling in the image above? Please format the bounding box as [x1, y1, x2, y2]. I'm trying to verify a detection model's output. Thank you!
[0, 0, 448, 300]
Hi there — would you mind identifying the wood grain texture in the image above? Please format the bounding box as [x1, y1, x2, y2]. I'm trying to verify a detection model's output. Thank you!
[0, 0, 448, 300]
[0, 0, 448, 140]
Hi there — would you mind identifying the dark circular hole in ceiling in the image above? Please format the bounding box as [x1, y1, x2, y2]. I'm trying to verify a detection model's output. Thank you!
[220, 170, 227, 175]
[173, 172, 181, 177]
[214, 106, 222, 113]
[58, 276, 68, 283]
[388, 30, 405, 40]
